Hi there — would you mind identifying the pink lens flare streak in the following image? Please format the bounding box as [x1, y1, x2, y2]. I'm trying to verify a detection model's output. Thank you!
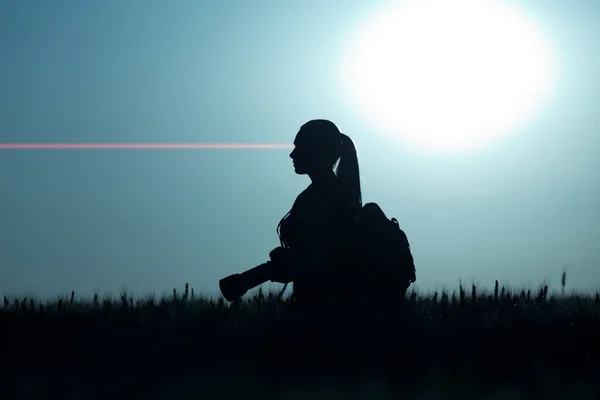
[0, 143, 293, 150]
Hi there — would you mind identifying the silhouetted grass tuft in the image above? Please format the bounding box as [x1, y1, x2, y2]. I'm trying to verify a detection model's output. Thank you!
[1, 278, 599, 398]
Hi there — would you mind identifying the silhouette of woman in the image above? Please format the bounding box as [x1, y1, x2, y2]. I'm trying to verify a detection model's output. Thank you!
[257, 120, 380, 375]
[267, 119, 362, 308]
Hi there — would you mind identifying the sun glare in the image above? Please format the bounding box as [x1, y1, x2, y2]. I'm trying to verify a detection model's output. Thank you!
[338, 0, 559, 154]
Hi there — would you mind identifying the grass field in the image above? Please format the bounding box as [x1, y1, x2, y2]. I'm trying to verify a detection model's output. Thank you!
[1, 279, 599, 399]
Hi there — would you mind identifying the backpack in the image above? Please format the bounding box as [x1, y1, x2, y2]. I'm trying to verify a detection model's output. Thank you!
[275, 191, 416, 301]
[334, 202, 416, 298]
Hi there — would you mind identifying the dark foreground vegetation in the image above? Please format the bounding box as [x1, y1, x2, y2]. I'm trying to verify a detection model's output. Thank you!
[1, 280, 599, 399]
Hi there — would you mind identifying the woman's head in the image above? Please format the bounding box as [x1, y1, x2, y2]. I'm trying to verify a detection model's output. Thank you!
[289, 119, 362, 208]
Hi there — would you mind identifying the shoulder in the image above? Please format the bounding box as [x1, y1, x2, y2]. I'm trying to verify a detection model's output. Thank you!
[293, 185, 336, 216]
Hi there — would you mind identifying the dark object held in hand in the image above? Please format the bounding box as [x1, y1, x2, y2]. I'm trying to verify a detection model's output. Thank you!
[219, 261, 274, 302]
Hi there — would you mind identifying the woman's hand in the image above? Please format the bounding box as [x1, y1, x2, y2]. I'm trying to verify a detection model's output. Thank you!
[269, 247, 293, 283]
[269, 246, 288, 266]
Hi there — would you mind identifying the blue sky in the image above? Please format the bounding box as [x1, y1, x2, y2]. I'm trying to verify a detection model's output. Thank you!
[1, 0, 599, 299]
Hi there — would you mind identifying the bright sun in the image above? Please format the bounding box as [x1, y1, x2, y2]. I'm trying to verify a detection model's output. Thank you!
[339, 0, 559, 154]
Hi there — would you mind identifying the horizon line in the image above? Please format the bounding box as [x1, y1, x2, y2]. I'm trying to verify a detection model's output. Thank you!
[0, 143, 294, 150]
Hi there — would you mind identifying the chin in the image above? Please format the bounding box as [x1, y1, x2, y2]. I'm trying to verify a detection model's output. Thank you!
[293, 166, 306, 175]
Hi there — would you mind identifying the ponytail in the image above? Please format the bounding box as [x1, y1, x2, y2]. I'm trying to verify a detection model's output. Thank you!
[336, 133, 362, 210]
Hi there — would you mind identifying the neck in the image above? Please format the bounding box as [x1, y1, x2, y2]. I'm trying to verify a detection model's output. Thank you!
[309, 170, 336, 186]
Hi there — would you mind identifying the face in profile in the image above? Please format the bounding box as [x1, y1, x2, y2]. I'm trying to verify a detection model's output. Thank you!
[290, 120, 340, 176]
[289, 129, 315, 175]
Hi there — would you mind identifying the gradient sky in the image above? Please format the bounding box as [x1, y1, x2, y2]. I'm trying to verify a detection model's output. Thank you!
[1, 0, 598, 300]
